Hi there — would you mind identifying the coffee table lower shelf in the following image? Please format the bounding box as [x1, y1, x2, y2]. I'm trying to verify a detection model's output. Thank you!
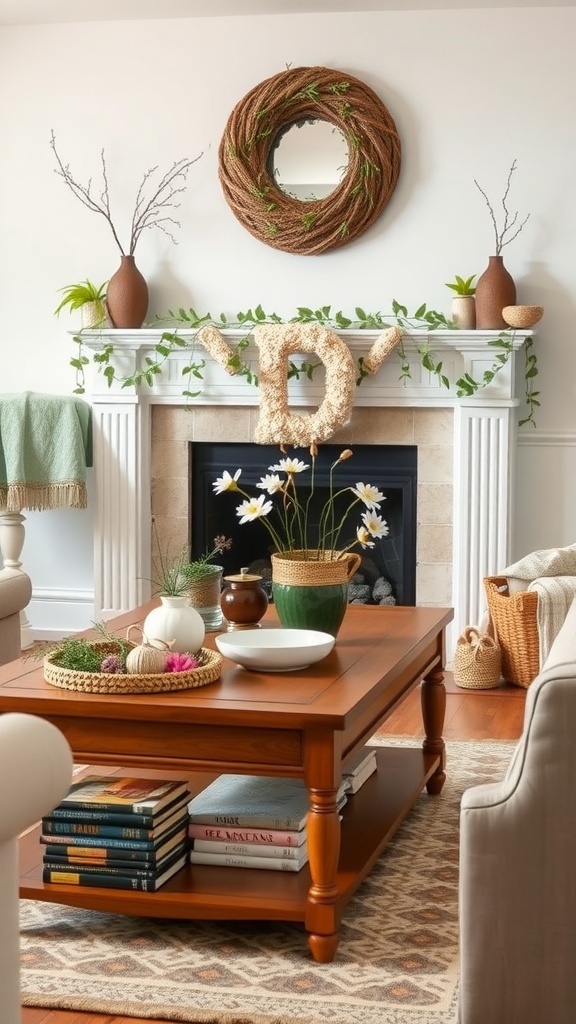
[19, 745, 441, 928]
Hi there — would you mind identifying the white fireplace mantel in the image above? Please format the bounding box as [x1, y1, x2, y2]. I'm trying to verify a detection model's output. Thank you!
[82, 327, 531, 649]
[81, 326, 528, 407]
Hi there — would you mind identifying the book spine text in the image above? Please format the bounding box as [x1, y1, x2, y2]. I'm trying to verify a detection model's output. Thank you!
[192, 839, 306, 859]
[187, 823, 306, 846]
[189, 851, 307, 872]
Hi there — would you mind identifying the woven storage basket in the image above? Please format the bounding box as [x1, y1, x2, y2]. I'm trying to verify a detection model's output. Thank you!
[483, 576, 540, 688]
[44, 641, 222, 694]
[453, 626, 502, 690]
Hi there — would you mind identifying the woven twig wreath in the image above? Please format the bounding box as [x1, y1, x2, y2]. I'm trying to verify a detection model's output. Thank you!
[218, 66, 401, 256]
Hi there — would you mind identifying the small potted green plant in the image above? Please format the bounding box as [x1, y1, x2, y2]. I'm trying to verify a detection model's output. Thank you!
[181, 536, 233, 632]
[445, 274, 477, 329]
[54, 279, 108, 328]
[148, 521, 232, 632]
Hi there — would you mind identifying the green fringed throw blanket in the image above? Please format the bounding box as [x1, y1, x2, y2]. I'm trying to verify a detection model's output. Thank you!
[0, 392, 93, 511]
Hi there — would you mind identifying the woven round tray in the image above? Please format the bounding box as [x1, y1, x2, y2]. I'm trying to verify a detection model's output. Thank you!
[44, 643, 222, 694]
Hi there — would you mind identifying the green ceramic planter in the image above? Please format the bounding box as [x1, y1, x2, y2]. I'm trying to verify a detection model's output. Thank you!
[272, 581, 349, 637]
[271, 550, 361, 639]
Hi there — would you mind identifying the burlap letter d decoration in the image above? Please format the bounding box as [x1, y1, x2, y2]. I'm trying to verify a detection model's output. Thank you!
[198, 321, 404, 446]
[252, 323, 357, 446]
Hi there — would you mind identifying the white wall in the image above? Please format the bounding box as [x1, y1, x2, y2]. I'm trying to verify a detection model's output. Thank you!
[0, 6, 574, 635]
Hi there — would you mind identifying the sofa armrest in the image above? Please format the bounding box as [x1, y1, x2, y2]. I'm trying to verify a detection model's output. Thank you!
[0, 569, 32, 619]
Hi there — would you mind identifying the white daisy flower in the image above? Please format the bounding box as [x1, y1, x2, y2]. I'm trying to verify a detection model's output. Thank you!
[256, 473, 283, 494]
[236, 495, 274, 523]
[356, 525, 375, 549]
[269, 457, 309, 474]
[351, 482, 385, 510]
[212, 469, 241, 494]
[362, 510, 389, 539]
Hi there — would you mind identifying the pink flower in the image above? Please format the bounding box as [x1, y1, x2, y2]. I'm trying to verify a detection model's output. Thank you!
[165, 652, 198, 673]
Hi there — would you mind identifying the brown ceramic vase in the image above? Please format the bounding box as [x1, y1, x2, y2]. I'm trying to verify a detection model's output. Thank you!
[106, 255, 149, 329]
[474, 256, 516, 330]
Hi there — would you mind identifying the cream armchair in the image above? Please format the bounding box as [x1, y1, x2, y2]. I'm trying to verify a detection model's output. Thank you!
[0, 713, 73, 1024]
[458, 595, 576, 1024]
[0, 569, 32, 666]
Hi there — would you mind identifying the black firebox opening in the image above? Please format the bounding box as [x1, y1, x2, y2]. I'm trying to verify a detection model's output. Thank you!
[189, 442, 417, 606]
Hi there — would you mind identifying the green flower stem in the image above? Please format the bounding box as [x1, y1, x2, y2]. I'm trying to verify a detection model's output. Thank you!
[304, 457, 318, 551]
[321, 494, 363, 552]
[285, 474, 306, 549]
[277, 484, 297, 550]
[327, 460, 338, 551]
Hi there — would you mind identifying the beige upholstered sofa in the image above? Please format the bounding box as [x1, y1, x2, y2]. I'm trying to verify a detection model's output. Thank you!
[0, 713, 73, 1024]
[0, 569, 32, 665]
[459, 595, 576, 1024]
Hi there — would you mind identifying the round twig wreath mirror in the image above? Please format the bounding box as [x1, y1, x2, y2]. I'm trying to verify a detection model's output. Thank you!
[218, 66, 401, 256]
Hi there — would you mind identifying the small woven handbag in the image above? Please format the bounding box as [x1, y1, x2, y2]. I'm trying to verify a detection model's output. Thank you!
[453, 626, 502, 690]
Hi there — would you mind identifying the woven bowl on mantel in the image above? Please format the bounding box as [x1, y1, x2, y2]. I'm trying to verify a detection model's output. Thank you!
[44, 641, 222, 694]
[502, 304, 544, 328]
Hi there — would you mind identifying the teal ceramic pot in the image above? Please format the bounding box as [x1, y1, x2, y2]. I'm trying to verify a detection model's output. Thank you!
[271, 550, 361, 638]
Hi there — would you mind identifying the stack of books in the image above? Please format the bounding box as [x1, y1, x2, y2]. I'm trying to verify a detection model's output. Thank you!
[187, 747, 377, 872]
[40, 775, 191, 891]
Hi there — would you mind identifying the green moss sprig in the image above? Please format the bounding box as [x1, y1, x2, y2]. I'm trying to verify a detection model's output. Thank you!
[28, 621, 132, 673]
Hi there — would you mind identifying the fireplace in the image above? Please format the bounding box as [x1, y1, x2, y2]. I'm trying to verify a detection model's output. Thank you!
[189, 441, 417, 605]
[85, 326, 527, 656]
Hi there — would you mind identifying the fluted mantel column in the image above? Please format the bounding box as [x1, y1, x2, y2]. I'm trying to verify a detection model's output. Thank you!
[452, 405, 515, 638]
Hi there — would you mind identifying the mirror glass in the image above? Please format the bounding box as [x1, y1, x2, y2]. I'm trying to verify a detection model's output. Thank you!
[272, 120, 348, 201]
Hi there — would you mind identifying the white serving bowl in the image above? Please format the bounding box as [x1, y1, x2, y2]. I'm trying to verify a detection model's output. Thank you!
[215, 628, 335, 672]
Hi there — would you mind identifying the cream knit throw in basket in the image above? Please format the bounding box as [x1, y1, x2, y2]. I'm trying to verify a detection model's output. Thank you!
[453, 626, 502, 690]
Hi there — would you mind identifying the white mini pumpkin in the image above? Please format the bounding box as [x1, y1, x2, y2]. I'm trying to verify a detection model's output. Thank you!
[124, 626, 170, 674]
[125, 642, 167, 675]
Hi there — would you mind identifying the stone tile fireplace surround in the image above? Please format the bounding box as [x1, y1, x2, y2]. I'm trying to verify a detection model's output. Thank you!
[86, 327, 529, 656]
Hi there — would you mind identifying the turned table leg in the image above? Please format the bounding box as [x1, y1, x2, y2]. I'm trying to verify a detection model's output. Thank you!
[305, 786, 341, 962]
[421, 665, 447, 795]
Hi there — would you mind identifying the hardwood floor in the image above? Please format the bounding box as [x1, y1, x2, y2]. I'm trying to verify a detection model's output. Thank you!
[21, 673, 525, 1024]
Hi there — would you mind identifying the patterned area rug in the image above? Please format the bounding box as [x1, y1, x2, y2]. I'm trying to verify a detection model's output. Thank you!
[19, 739, 515, 1024]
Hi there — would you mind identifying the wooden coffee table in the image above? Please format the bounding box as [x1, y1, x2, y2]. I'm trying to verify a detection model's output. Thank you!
[3, 603, 452, 962]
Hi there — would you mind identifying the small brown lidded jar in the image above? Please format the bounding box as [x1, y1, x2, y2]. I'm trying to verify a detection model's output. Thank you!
[220, 567, 269, 631]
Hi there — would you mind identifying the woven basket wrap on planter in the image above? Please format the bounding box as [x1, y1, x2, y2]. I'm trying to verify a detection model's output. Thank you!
[188, 568, 223, 608]
[188, 565, 224, 631]
[271, 549, 361, 586]
[44, 641, 222, 694]
[453, 626, 502, 690]
[483, 576, 540, 688]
